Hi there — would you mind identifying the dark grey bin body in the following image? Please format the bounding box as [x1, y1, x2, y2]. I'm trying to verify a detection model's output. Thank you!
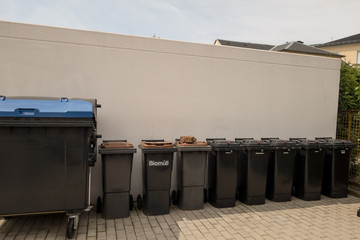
[103, 192, 129, 219]
[316, 138, 356, 198]
[100, 143, 136, 218]
[293, 139, 326, 201]
[266, 140, 299, 202]
[176, 144, 211, 210]
[236, 139, 271, 205]
[139, 141, 176, 216]
[207, 140, 241, 208]
[0, 98, 98, 216]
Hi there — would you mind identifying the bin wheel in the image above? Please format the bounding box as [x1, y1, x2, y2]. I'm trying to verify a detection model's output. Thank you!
[171, 190, 177, 205]
[236, 189, 240, 200]
[137, 195, 143, 210]
[204, 189, 208, 203]
[129, 194, 134, 211]
[66, 217, 76, 239]
[357, 208, 360, 217]
[96, 196, 102, 213]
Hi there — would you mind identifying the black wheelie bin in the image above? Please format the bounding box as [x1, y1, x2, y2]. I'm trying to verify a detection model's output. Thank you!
[0, 96, 100, 239]
[235, 138, 271, 205]
[315, 137, 357, 198]
[291, 138, 326, 201]
[206, 139, 241, 208]
[99, 140, 136, 218]
[139, 140, 176, 215]
[174, 136, 211, 210]
[262, 138, 300, 202]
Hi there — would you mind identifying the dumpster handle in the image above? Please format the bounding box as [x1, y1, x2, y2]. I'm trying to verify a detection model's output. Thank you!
[18, 108, 38, 116]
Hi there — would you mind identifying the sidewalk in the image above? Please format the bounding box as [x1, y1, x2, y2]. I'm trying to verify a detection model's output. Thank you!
[1, 195, 360, 240]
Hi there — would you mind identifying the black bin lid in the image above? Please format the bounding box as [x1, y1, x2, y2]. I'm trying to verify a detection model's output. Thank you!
[315, 137, 357, 149]
[266, 139, 300, 149]
[209, 140, 242, 151]
[235, 138, 272, 150]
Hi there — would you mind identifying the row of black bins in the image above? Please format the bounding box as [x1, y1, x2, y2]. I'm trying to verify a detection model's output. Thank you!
[99, 137, 356, 218]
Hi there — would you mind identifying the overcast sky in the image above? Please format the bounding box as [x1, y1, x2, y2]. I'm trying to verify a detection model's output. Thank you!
[0, 0, 358, 45]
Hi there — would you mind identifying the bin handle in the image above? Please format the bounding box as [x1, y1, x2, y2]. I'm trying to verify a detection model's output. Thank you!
[17, 108, 38, 116]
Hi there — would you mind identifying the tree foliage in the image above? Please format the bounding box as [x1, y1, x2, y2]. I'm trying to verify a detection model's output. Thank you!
[338, 61, 360, 110]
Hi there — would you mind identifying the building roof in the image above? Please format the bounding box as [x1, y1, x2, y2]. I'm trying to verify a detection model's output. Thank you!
[314, 33, 360, 47]
[215, 39, 274, 50]
[215, 39, 344, 58]
[270, 41, 344, 58]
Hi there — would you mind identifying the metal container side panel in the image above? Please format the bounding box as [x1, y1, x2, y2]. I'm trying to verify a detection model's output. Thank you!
[101, 154, 133, 193]
[177, 151, 207, 188]
[0, 126, 92, 215]
[142, 152, 174, 192]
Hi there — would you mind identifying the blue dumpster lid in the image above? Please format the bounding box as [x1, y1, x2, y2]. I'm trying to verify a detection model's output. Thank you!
[0, 97, 93, 118]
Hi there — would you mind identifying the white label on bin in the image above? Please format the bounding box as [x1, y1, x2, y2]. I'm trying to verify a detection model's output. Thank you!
[341, 150, 346, 154]
[283, 152, 289, 155]
[255, 152, 264, 155]
[149, 160, 169, 167]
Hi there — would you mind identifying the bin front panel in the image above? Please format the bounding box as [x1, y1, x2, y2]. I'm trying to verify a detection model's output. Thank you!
[305, 150, 325, 194]
[245, 150, 269, 198]
[272, 149, 296, 194]
[322, 148, 351, 196]
[178, 151, 206, 187]
[143, 153, 173, 192]
[214, 151, 237, 200]
[0, 126, 90, 215]
[102, 154, 133, 193]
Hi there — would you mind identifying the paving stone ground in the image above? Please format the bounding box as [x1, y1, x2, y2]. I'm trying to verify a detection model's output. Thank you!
[1, 195, 360, 240]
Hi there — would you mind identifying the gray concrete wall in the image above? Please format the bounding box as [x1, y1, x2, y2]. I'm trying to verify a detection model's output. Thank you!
[0, 21, 341, 202]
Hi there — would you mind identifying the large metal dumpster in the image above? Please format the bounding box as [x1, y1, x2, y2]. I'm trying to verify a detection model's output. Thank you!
[0, 96, 100, 238]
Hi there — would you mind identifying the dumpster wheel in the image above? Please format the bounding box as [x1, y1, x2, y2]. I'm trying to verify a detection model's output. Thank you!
[137, 195, 143, 210]
[96, 196, 102, 213]
[129, 194, 134, 210]
[66, 216, 77, 239]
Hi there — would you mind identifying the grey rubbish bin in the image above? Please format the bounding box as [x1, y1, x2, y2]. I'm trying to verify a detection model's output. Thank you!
[0, 96, 100, 239]
[235, 138, 271, 205]
[207, 139, 242, 208]
[174, 136, 211, 210]
[292, 138, 326, 201]
[139, 140, 176, 215]
[99, 140, 136, 218]
[316, 137, 357, 198]
[263, 138, 299, 202]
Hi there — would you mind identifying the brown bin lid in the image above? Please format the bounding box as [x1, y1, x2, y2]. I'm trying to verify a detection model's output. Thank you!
[101, 141, 134, 149]
[176, 136, 208, 146]
[176, 141, 208, 147]
[141, 141, 174, 148]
